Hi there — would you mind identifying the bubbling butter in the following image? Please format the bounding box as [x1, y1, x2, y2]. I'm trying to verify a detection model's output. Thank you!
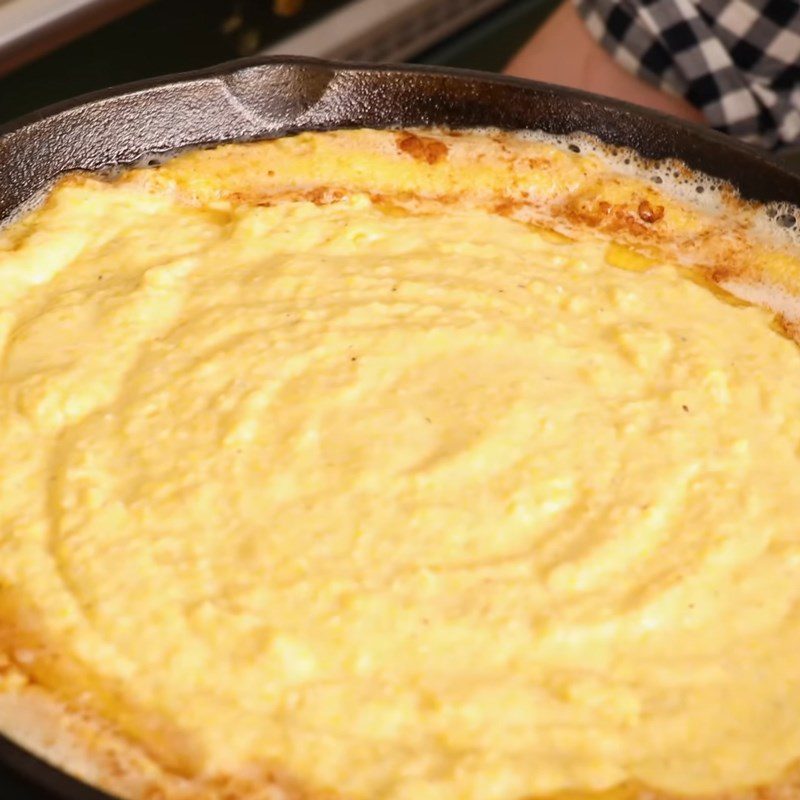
[1, 165, 800, 800]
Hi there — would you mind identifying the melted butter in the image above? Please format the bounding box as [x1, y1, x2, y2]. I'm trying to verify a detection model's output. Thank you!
[604, 242, 659, 272]
[606, 243, 753, 310]
[2, 177, 800, 800]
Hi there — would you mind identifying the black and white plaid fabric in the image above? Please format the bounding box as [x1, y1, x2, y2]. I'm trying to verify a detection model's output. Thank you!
[574, 0, 800, 149]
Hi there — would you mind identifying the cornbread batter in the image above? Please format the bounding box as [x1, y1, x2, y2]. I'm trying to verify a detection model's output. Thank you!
[1, 131, 800, 800]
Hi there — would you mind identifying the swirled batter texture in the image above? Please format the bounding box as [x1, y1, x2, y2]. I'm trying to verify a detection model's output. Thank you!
[1, 146, 800, 800]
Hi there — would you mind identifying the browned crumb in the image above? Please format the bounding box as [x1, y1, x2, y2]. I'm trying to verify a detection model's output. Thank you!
[396, 132, 449, 165]
[638, 199, 665, 223]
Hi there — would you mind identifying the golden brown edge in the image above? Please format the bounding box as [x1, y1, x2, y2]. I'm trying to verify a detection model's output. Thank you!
[2, 127, 800, 800]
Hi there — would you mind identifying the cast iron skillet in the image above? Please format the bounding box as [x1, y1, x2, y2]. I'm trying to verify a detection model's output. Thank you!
[1, 55, 799, 800]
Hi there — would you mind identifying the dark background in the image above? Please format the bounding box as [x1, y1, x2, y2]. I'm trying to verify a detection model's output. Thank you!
[0, 0, 559, 125]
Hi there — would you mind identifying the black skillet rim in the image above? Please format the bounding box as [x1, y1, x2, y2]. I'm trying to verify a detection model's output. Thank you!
[2, 55, 800, 223]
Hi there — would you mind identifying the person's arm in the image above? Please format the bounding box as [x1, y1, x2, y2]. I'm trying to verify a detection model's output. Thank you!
[504, 0, 705, 125]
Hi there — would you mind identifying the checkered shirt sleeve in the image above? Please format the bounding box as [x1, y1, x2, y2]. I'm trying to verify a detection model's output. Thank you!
[574, 0, 800, 148]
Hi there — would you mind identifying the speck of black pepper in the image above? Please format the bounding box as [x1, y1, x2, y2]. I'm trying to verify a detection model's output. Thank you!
[425, 417, 432, 424]
[351, 356, 358, 362]
[682, 405, 689, 412]
[391, 285, 398, 292]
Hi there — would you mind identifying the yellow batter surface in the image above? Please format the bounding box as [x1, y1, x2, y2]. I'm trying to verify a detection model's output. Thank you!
[2, 135, 800, 800]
